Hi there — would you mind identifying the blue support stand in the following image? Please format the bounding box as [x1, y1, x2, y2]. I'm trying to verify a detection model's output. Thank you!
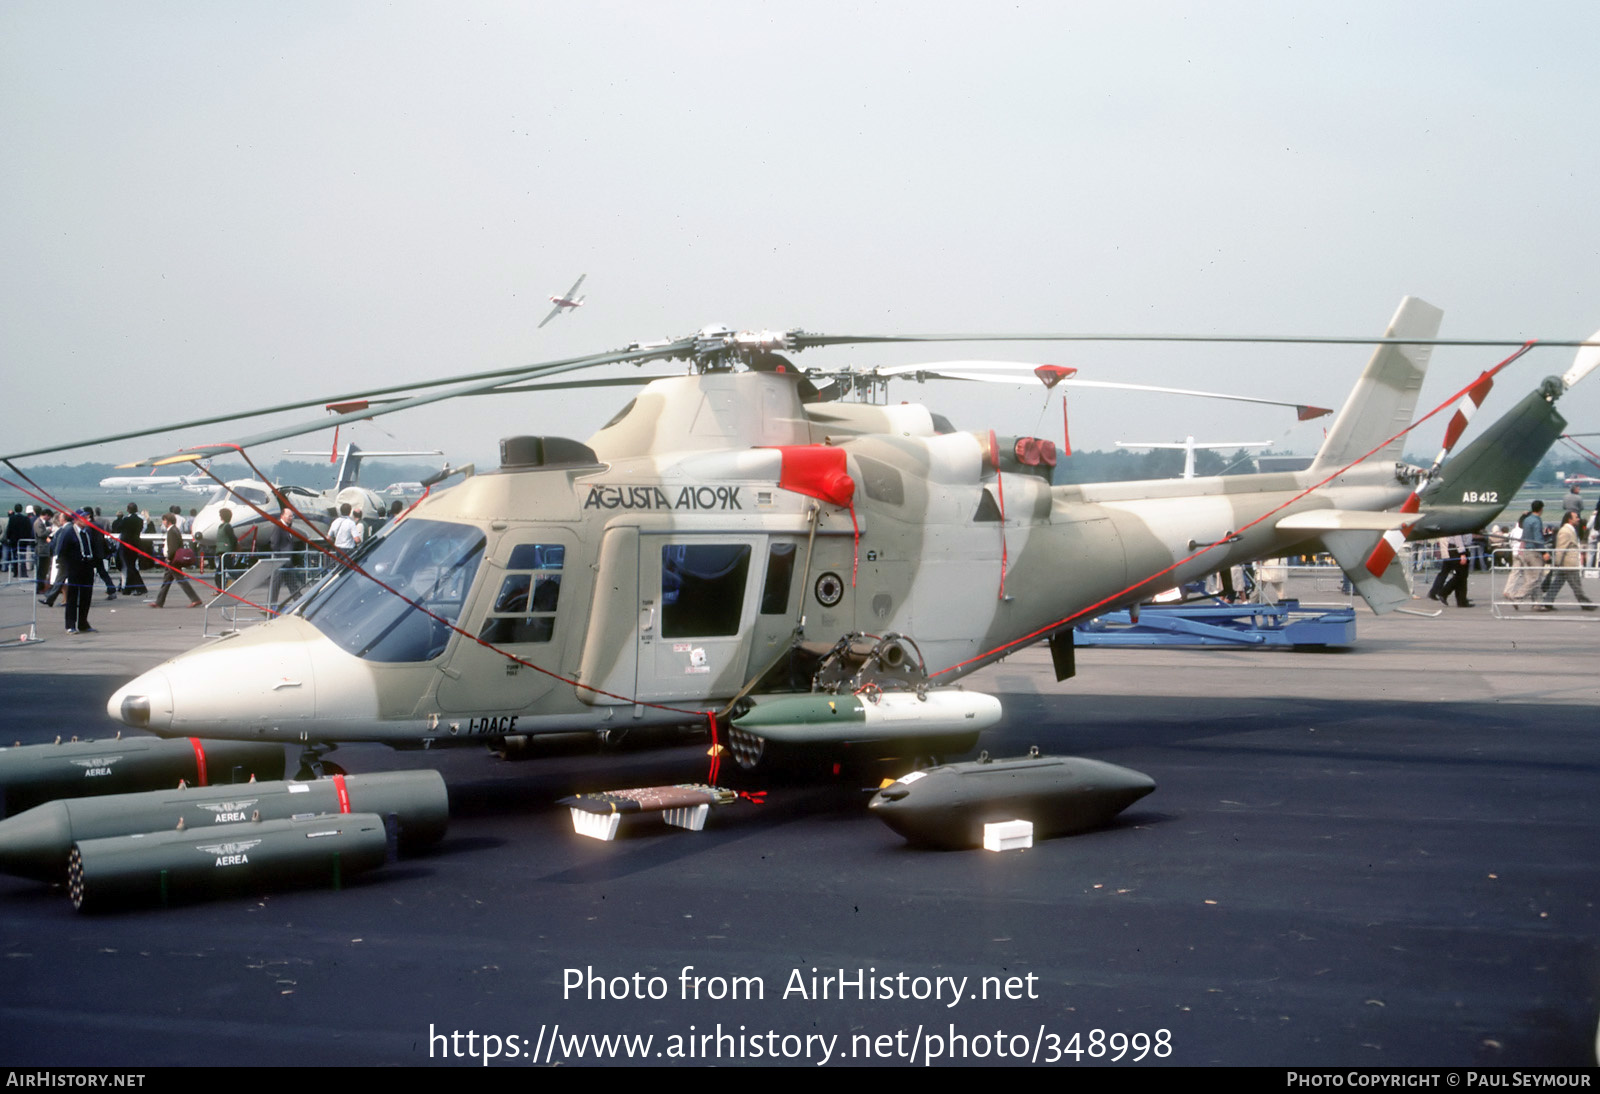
[1074, 598, 1356, 648]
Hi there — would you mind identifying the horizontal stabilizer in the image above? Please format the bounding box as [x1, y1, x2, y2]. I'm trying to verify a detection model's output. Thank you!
[1322, 530, 1413, 615]
[1277, 509, 1421, 532]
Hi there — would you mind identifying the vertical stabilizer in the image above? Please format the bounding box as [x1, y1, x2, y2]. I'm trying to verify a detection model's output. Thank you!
[1310, 297, 1443, 474]
[334, 443, 365, 493]
[1408, 387, 1567, 538]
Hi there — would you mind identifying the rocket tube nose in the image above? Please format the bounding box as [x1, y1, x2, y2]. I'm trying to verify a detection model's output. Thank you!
[0, 801, 75, 881]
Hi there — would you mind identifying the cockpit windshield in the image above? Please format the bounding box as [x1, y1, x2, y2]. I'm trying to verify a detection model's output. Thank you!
[205, 484, 271, 507]
[301, 519, 485, 662]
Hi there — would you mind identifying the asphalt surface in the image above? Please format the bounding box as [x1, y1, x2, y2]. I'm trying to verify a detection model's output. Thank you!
[0, 576, 1596, 1067]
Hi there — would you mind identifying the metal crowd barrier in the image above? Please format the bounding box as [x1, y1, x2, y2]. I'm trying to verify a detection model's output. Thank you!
[0, 579, 44, 647]
[1490, 552, 1600, 618]
[1268, 563, 1360, 609]
[0, 542, 36, 590]
[1201, 561, 1360, 608]
[205, 551, 334, 636]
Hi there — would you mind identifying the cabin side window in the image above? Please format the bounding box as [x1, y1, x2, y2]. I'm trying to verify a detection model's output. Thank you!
[479, 543, 564, 644]
[759, 541, 796, 615]
[661, 543, 750, 637]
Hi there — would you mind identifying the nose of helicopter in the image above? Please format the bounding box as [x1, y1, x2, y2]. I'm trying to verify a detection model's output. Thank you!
[109, 668, 173, 731]
[107, 623, 321, 737]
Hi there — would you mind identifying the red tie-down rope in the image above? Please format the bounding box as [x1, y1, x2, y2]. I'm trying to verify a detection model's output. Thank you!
[705, 713, 721, 785]
[1559, 434, 1600, 474]
[930, 340, 1540, 680]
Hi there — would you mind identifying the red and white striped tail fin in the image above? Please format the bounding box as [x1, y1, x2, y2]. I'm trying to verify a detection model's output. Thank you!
[1364, 494, 1421, 577]
[1436, 371, 1496, 460]
[1362, 371, 1495, 577]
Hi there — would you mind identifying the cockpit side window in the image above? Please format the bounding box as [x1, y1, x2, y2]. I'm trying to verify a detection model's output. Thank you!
[302, 519, 485, 662]
[479, 542, 564, 644]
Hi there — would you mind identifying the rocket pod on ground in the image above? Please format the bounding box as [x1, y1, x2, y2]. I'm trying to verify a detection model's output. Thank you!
[868, 750, 1156, 850]
[68, 812, 392, 912]
[0, 770, 448, 882]
[0, 735, 284, 816]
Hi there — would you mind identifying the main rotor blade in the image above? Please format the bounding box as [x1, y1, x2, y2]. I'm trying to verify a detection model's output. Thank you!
[12, 318, 1594, 466]
[1116, 440, 1273, 449]
[343, 375, 677, 405]
[1, 341, 684, 464]
[1561, 327, 1600, 390]
[793, 332, 1600, 350]
[123, 339, 694, 467]
[1056, 378, 1331, 419]
[838, 360, 1331, 418]
[470, 374, 673, 396]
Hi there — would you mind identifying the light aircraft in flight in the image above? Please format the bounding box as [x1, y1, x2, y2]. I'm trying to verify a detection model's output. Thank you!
[4, 299, 1591, 778]
[538, 274, 587, 329]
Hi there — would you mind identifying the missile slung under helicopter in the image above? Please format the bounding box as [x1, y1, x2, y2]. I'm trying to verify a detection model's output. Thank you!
[0, 770, 447, 882]
[730, 691, 1002, 744]
[58, 298, 1590, 775]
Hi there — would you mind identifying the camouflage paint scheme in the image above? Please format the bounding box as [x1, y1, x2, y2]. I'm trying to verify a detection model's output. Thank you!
[105, 298, 1554, 758]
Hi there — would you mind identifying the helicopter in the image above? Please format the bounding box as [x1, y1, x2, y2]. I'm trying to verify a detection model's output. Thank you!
[6, 297, 1590, 776]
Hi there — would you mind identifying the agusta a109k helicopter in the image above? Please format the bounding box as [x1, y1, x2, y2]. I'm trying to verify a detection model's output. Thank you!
[15, 297, 1590, 776]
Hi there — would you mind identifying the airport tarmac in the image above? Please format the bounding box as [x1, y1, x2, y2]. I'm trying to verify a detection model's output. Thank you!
[0, 579, 1596, 1067]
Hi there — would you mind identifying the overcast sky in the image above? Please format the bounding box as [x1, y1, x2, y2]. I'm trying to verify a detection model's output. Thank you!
[4, 2, 1598, 472]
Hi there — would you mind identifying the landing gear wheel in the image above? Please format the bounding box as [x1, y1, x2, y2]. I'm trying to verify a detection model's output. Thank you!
[931, 732, 981, 765]
[295, 745, 345, 780]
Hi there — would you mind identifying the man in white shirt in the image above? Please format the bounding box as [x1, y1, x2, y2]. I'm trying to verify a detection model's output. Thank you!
[328, 503, 359, 552]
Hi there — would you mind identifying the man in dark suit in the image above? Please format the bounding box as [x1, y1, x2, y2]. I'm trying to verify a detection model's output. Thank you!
[52, 509, 107, 634]
[4, 505, 32, 578]
[112, 503, 149, 597]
